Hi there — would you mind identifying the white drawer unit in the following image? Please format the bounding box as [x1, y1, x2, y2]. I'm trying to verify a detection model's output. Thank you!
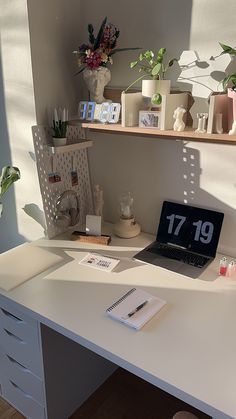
[0, 352, 44, 405]
[1, 376, 45, 419]
[0, 303, 43, 378]
[0, 297, 46, 418]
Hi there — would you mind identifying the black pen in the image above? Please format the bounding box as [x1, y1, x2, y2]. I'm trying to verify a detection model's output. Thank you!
[127, 300, 148, 318]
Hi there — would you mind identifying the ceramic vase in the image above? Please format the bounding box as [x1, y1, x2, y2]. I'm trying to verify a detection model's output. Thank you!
[142, 79, 171, 98]
[83, 67, 111, 104]
[228, 88, 236, 135]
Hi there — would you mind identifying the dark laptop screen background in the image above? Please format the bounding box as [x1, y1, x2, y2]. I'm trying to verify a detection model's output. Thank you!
[156, 201, 224, 257]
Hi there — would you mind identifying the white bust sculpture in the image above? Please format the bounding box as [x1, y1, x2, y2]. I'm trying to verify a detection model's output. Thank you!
[83, 67, 111, 104]
[173, 106, 186, 132]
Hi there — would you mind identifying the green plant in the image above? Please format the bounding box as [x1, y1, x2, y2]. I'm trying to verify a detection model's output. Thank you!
[124, 48, 178, 104]
[52, 108, 68, 138]
[0, 166, 20, 217]
[219, 42, 236, 90]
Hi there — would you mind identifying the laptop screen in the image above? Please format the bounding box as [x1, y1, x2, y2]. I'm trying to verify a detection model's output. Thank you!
[156, 201, 224, 257]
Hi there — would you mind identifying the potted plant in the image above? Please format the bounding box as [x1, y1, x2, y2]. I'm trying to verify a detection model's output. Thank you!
[73, 17, 140, 103]
[0, 166, 20, 217]
[124, 48, 178, 105]
[52, 108, 68, 146]
[219, 42, 236, 135]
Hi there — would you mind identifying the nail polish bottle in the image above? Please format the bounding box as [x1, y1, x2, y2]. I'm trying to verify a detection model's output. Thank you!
[219, 257, 227, 276]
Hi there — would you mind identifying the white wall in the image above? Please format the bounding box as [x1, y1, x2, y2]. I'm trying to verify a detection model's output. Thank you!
[27, 0, 81, 124]
[0, 0, 40, 252]
[81, 0, 236, 256]
[0, 0, 81, 252]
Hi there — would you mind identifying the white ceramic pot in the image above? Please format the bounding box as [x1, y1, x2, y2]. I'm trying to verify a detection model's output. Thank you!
[83, 67, 111, 104]
[52, 137, 67, 146]
[142, 79, 171, 97]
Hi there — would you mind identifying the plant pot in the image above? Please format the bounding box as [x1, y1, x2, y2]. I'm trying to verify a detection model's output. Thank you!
[142, 79, 171, 97]
[83, 67, 111, 104]
[52, 137, 67, 146]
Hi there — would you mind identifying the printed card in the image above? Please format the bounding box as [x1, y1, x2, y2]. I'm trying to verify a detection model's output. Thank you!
[79, 253, 120, 272]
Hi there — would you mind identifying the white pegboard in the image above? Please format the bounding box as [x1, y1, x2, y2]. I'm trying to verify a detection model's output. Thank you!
[32, 125, 93, 238]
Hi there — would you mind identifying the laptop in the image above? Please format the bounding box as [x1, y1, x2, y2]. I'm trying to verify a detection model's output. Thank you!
[134, 201, 224, 278]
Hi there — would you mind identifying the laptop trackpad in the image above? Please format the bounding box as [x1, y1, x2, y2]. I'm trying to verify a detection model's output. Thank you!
[135, 250, 182, 272]
[135, 250, 205, 278]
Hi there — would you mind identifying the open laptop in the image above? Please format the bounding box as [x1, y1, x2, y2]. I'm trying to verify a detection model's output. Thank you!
[134, 201, 224, 278]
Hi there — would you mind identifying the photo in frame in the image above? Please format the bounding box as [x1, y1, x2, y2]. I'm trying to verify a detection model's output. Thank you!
[139, 110, 161, 129]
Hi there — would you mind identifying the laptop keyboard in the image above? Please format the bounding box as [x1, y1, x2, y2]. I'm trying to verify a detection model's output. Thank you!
[148, 243, 209, 268]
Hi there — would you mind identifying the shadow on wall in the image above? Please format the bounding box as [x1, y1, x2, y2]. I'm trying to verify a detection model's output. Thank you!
[22, 204, 46, 235]
[88, 134, 236, 256]
[0, 39, 25, 253]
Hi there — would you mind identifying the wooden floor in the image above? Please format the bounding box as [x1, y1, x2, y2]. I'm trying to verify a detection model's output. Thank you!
[1, 368, 211, 419]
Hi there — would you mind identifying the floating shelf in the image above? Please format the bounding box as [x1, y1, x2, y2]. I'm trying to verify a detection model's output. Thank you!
[47, 140, 93, 154]
[82, 123, 236, 145]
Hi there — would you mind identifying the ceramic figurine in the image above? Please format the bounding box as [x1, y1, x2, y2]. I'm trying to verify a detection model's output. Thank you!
[173, 106, 186, 132]
[94, 184, 104, 217]
[195, 113, 208, 133]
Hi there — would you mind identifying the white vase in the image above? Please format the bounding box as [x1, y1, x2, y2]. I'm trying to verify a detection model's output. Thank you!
[83, 67, 111, 104]
[142, 79, 171, 97]
[52, 137, 67, 146]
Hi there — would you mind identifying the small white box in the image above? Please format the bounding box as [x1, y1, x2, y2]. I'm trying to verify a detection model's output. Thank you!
[139, 110, 161, 129]
[86, 215, 102, 236]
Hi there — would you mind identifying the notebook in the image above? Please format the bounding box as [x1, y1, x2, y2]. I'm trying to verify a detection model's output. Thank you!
[134, 201, 224, 278]
[106, 288, 166, 330]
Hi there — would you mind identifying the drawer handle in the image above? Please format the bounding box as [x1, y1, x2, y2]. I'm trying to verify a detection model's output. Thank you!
[1, 308, 23, 323]
[3, 328, 26, 344]
[6, 355, 29, 372]
[10, 380, 34, 400]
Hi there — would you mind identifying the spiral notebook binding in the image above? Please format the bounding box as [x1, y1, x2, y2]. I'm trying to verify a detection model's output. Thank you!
[106, 288, 136, 312]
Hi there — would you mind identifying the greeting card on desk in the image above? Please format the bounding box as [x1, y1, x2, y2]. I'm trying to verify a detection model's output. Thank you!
[79, 253, 120, 272]
[106, 288, 166, 330]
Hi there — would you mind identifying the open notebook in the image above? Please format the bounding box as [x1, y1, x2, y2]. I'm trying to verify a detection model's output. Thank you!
[106, 288, 166, 330]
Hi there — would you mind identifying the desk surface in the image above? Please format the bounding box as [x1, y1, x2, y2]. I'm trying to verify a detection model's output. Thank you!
[1, 227, 236, 419]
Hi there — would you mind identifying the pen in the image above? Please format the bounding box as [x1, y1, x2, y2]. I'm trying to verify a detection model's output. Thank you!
[127, 300, 148, 318]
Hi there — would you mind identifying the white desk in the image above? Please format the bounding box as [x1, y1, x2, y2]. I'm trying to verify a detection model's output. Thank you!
[0, 228, 236, 419]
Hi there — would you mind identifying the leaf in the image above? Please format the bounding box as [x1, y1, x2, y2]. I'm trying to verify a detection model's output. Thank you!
[168, 58, 178, 67]
[75, 67, 86, 76]
[88, 24, 95, 45]
[143, 50, 154, 62]
[222, 73, 236, 90]
[130, 61, 138, 68]
[0, 166, 20, 199]
[156, 47, 166, 63]
[94, 17, 107, 50]
[151, 62, 161, 76]
[110, 47, 141, 56]
[219, 42, 236, 56]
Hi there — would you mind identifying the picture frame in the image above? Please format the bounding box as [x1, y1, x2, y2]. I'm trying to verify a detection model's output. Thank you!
[139, 110, 161, 129]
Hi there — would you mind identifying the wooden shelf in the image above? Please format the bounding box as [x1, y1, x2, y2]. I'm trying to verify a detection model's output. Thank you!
[82, 123, 236, 145]
[47, 140, 93, 154]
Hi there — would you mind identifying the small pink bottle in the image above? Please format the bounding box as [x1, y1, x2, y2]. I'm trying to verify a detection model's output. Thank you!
[219, 257, 227, 276]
